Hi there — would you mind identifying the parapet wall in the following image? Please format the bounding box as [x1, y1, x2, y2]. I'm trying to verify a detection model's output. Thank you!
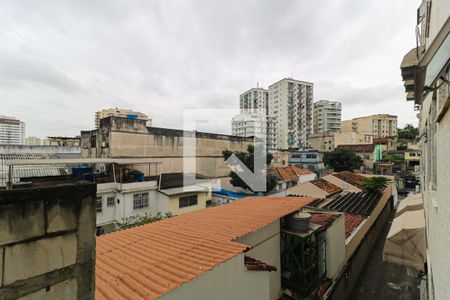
[0, 183, 96, 300]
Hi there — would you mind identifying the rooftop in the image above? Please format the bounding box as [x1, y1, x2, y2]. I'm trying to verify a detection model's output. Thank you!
[268, 166, 313, 181]
[345, 214, 365, 238]
[333, 171, 368, 189]
[95, 196, 315, 300]
[152, 172, 210, 189]
[244, 256, 277, 272]
[323, 191, 382, 217]
[309, 178, 342, 195]
[336, 144, 375, 153]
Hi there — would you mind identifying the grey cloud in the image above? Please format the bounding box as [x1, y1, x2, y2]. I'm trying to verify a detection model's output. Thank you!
[0, 0, 419, 138]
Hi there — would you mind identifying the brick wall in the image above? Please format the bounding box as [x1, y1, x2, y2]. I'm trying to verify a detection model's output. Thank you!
[0, 183, 96, 300]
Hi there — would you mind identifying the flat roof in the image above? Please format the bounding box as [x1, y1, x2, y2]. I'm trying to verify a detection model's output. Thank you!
[159, 185, 209, 196]
[95, 196, 315, 299]
[5, 158, 164, 166]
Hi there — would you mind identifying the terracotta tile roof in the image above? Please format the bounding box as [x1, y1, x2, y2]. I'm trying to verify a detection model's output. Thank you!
[345, 214, 365, 238]
[334, 171, 367, 189]
[309, 213, 340, 228]
[337, 144, 375, 153]
[268, 166, 313, 181]
[244, 256, 277, 272]
[309, 178, 342, 195]
[373, 137, 395, 143]
[95, 196, 314, 300]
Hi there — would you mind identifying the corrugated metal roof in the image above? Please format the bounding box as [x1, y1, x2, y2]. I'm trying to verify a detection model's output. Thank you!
[323, 191, 381, 217]
[5, 158, 164, 166]
[0, 154, 71, 187]
[95, 196, 315, 300]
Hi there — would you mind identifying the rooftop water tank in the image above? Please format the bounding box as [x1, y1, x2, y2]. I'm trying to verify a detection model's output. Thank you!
[287, 212, 312, 232]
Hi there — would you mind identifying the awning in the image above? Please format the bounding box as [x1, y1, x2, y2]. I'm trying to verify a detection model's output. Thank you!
[396, 193, 423, 217]
[383, 209, 426, 271]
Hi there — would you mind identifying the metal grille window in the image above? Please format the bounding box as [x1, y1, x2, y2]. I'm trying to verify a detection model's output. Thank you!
[96, 197, 103, 213]
[179, 195, 198, 208]
[133, 193, 149, 210]
[107, 197, 115, 207]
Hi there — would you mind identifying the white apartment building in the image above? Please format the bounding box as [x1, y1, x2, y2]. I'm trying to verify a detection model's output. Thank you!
[95, 108, 152, 128]
[399, 1, 450, 299]
[231, 113, 267, 138]
[0, 116, 25, 145]
[268, 78, 314, 149]
[237, 87, 277, 149]
[240, 87, 269, 113]
[313, 100, 342, 133]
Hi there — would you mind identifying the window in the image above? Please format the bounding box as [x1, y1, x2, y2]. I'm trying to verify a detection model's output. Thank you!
[179, 195, 198, 208]
[133, 193, 149, 209]
[107, 197, 115, 207]
[96, 197, 103, 213]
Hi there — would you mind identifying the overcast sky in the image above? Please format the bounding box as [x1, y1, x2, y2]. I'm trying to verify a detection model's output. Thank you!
[1, 0, 419, 138]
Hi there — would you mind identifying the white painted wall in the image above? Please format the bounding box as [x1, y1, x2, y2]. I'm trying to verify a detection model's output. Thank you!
[298, 173, 317, 184]
[159, 253, 271, 300]
[236, 221, 282, 300]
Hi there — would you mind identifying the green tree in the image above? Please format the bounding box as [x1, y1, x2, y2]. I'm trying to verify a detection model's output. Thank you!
[384, 153, 404, 164]
[361, 177, 390, 193]
[323, 148, 362, 172]
[222, 144, 273, 192]
[398, 124, 419, 141]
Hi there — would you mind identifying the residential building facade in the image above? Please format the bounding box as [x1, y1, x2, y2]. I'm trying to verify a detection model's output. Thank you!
[269, 78, 313, 149]
[0, 116, 25, 145]
[47, 136, 81, 147]
[25, 136, 42, 145]
[308, 132, 335, 152]
[341, 114, 398, 138]
[313, 100, 342, 133]
[95, 108, 151, 128]
[231, 113, 267, 138]
[240, 87, 269, 114]
[399, 1, 450, 299]
[289, 149, 323, 170]
[334, 130, 374, 147]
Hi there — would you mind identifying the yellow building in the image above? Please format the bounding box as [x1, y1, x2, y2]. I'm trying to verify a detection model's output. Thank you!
[270, 151, 291, 168]
[308, 132, 335, 152]
[341, 114, 398, 139]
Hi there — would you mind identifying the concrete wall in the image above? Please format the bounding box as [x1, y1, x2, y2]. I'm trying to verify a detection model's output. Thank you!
[0, 183, 96, 300]
[237, 221, 282, 300]
[80, 117, 253, 177]
[159, 253, 271, 300]
[345, 185, 393, 258]
[325, 214, 346, 279]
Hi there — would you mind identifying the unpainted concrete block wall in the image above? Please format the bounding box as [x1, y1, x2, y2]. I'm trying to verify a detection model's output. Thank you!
[0, 183, 96, 300]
